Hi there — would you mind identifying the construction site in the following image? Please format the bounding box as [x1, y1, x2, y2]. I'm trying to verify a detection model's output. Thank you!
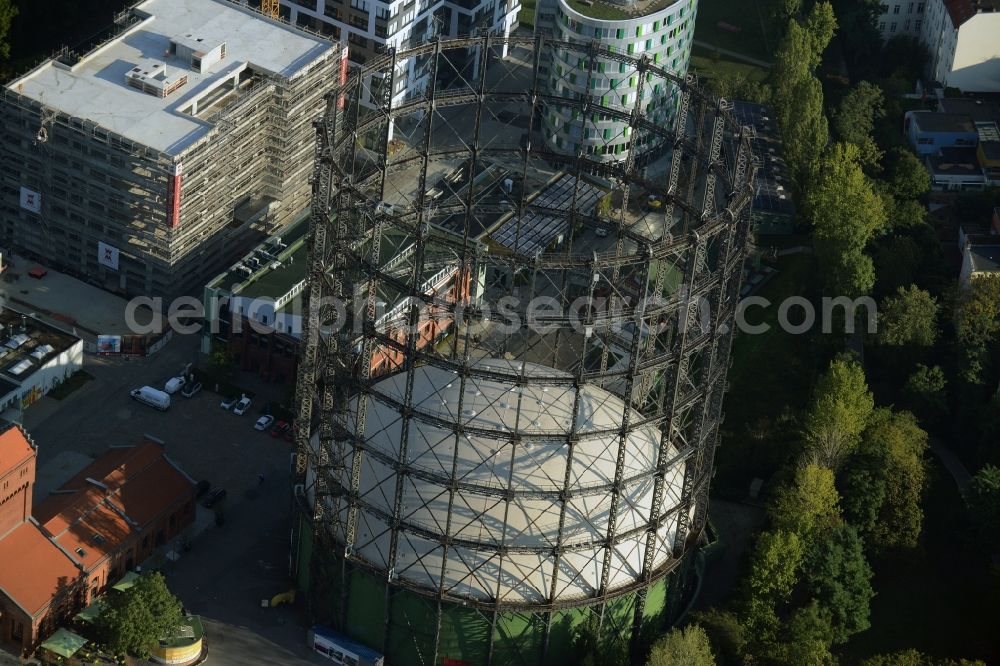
[291, 34, 757, 665]
[0, 0, 345, 299]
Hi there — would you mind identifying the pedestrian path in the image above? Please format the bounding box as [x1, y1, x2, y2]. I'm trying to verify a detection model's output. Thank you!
[692, 39, 774, 68]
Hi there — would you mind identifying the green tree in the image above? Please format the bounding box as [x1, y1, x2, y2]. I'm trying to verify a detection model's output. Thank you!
[832, 81, 885, 165]
[831, 0, 883, 76]
[802, 524, 875, 643]
[862, 649, 987, 665]
[762, 601, 836, 665]
[784, 75, 830, 193]
[96, 572, 184, 658]
[0, 0, 17, 60]
[690, 609, 744, 666]
[803, 2, 837, 68]
[964, 464, 1000, 551]
[808, 143, 888, 297]
[743, 530, 805, 638]
[884, 147, 930, 201]
[876, 285, 938, 346]
[873, 234, 924, 297]
[803, 358, 875, 468]
[775, 0, 803, 23]
[770, 463, 841, 541]
[955, 275, 1000, 384]
[646, 625, 716, 666]
[903, 364, 947, 419]
[842, 409, 928, 551]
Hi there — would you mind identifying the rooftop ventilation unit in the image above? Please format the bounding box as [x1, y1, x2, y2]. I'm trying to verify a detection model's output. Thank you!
[169, 35, 227, 74]
[126, 59, 188, 98]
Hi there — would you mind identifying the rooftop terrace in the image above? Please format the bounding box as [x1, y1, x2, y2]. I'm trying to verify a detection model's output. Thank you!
[561, 0, 683, 22]
[8, 0, 332, 155]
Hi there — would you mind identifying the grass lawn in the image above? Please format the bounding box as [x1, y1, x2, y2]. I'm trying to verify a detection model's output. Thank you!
[714, 253, 826, 497]
[47, 371, 94, 400]
[838, 463, 1000, 663]
[689, 44, 770, 85]
[694, 0, 782, 62]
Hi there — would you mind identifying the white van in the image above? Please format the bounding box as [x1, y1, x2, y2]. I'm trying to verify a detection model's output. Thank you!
[130, 386, 171, 411]
[164, 376, 186, 394]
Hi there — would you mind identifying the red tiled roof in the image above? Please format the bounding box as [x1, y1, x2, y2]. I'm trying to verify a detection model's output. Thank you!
[0, 521, 79, 617]
[944, 0, 974, 27]
[0, 425, 34, 476]
[33, 440, 194, 569]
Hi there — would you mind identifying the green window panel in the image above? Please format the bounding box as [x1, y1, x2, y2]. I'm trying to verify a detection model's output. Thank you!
[627, 43, 634, 55]
[603, 128, 611, 140]
[616, 28, 624, 39]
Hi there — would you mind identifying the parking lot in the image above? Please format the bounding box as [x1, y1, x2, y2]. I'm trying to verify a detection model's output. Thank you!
[23, 332, 329, 665]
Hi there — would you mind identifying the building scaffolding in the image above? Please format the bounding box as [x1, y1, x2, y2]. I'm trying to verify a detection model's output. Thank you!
[0, 0, 343, 298]
[293, 34, 757, 666]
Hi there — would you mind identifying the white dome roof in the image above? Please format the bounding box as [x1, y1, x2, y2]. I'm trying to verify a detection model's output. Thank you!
[322, 359, 687, 604]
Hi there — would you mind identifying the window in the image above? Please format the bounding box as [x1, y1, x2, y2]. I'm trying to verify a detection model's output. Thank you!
[350, 0, 368, 9]
[915, 19, 922, 29]
[879, 21, 886, 30]
[893, 4, 900, 13]
[890, 21, 897, 32]
[917, 2, 924, 11]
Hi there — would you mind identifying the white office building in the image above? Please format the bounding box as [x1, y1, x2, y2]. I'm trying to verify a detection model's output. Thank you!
[535, 0, 698, 162]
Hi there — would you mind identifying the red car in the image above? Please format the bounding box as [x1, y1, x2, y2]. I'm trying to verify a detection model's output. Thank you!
[270, 420, 291, 438]
[28, 267, 47, 279]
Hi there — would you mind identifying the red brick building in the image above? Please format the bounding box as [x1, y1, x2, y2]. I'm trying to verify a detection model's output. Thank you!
[0, 427, 195, 655]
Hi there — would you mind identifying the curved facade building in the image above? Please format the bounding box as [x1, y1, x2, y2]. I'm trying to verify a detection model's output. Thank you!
[292, 36, 755, 666]
[537, 0, 697, 161]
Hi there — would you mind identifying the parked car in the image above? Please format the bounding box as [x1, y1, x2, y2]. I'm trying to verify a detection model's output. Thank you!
[220, 395, 239, 410]
[595, 227, 609, 238]
[195, 479, 211, 498]
[202, 488, 226, 508]
[255, 415, 275, 431]
[164, 376, 186, 394]
[181, 381, 202, 398]
[130, 386, 170, 411]
[233, 396, 252, 415]
[270, 420, 291, 438]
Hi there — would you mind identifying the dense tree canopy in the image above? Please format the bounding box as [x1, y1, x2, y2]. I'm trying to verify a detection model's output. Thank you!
[955, 276, 1000, 384]
[964, 464, 1000, 551]
[0, 0, 16, 59]
[841, 409, 928, 551]
[833, 81, 885, 166]
[884, 147, 931, 202]
[96, 572, 184, 658]
[808, 143, 888, 297]
[770, 463, 841, 541]
[802, 524, 875, 643]
[646, 625, 716, 666]
[690, 609, 744, 666]
[862, 649, 987, 666]
[903, 364, 948, 420]
[877, 285, 938, 347]
[803, 358, 875, 468]
[772, 3, 837, 194]
[743, 530, 805, 637]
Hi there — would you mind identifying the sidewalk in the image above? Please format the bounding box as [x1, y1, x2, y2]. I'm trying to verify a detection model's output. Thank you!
[692, 39, 774, 68]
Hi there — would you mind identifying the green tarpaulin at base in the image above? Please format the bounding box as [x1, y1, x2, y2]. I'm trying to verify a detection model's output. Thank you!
[40, 628, 88, 658]
[112, 570, 139, 591]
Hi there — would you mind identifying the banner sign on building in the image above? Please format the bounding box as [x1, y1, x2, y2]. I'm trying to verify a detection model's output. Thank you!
[166, 162, 183, 229]
[19, 187, 41, 214]
[96, 335, 122, 354]
[98, 241, 120, 270]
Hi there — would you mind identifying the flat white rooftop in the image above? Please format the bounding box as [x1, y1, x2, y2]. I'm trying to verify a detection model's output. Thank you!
[8, 0, 332, 155]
